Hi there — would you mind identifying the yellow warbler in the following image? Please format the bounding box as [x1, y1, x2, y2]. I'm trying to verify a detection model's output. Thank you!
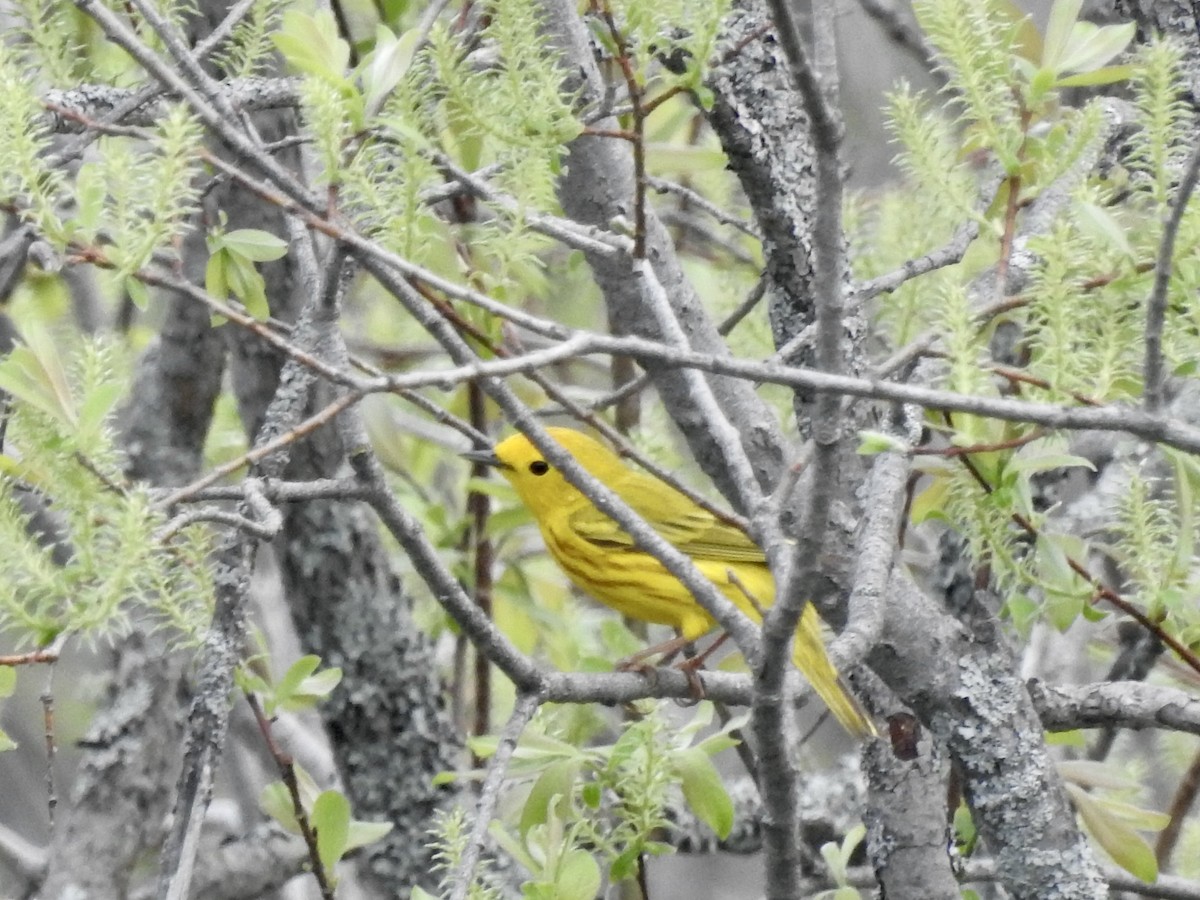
[474, 426, 874, 739]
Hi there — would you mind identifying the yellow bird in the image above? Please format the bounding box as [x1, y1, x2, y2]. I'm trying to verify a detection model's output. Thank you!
[471, 426, 875, 739]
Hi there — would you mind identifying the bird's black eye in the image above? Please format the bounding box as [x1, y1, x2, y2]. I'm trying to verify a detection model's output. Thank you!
[529, 460, 550, 476]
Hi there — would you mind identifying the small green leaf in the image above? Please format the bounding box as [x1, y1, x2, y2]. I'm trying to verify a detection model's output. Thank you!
[488, 821, 541, 874]
[75, 162, 106, 237]
[1059, 760, 1141, 791]
[0, 330, 76, 424]
[610, 845, 641, 881]
[260, 781, 301, 833]
[77, 381, 122, 440]
[0, 667, 16, 698]
[1056, 64, 1134, 87]
[280, 667, 344, 712]
[220, 229, 289, 262]
[953, 801, 977, 854]
[0, 728, 16, 752]
[345, 819, 394, 852]
[1056, 22, 1135, 76]
[673, 748, 733, 839]
[1075, 201, 1134, 260]
[857, 430, 910, 455]
[312, 789, 351, 872]
[276, 655, 322, 699]
[580, 781, 602, 809]
[1067, 784, 1157, 882]
[126, 278, 151, 310]
[361, 25, 420, 117]
[520, 758, 580, 836]
[1045, 729, 1086, 747]
[1042, 0, 1084, 70]
[234, 669, 271, 697]
[206, 251, 229, 302]
[466, 734, 499, 759]
[272, 10, 351, 81]
[555, 848, 601, 900]
[225, 255, 269, 320]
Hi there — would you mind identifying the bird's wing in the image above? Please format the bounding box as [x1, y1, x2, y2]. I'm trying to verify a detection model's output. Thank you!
[566, 469, 766, 564]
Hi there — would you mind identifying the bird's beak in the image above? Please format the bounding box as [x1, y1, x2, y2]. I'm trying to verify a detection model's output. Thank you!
[461, 448, 504, 468]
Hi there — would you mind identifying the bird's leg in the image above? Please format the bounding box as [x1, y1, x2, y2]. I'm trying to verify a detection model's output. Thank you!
[677, 632, 729, 675]
[616, 633, 694, 672]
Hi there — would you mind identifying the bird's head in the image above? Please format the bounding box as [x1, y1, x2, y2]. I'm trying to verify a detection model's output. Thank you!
[465, 427, 623, 517]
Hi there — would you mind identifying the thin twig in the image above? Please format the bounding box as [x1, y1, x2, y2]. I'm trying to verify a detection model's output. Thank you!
[648, 176, 760, 239]
[1145, 141, 1200, 411]
[246, 694, 336, 900]
[1155, 742, 1200, 868]
[598, 2, 648, 258]
[160, 392, 363, 507]
[946, 415, 1200, 679]
[449, 693, 540, 900]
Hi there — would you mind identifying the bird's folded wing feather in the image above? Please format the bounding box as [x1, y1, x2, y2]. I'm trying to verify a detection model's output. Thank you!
[566, 469, 766, 564]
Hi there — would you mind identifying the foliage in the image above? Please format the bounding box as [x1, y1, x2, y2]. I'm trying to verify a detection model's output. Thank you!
[259, 763, 394, 876]
[0, 334, 214, 646]
[419, 807, 506, 900]
[438, 701, 739, 896]
[0, 45, 69, 244]
[214, 0, 287, 79]
[856, 1, 1200, 649]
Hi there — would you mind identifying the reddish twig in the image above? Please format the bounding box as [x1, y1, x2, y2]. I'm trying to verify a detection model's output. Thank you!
[246, 693, 336, 900]
[911, 428, 1045, 458]
[1155, 742, 1200, 868]
[598, 1, 647, 258]
[945, 413, 1200, 679]
[467, 383, 494, 750]
[0, 648, 63, 666]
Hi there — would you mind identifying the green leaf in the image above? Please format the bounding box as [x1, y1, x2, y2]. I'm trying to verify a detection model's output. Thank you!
[1091, 796, 1170, 832]
[467, 734, 499, 759]
[77, 380, 122, 440]
[520, 758, 580, 836]
[672, 748, 733, 839]
[1045, 729, 1086, 747]
[555, 848, 601, 900]
[1075, 201, 1134, 260]
[206, 250, 229, 301]
[280, 667, 343, 712]
[225, 255, 269, 320]
[276, 655, 322, 699]
[312, 789, 351, 872]
[75, 162, 106, 237]
[1056, 21, 1135, 76]
[0, 728, 15, 752]
[1067, 784, 1157, 882]
[345, 818, 394, 852]
[0, 667, 16, 698]
[126, 278, 151, 311]
[609, 845, 641, 881]
[1059, 760, 1142, 791]
[1056, 64, 1134, 87]
[953, 801, 977, 854]
[361, 25, 420, 117]
[1042, 0, 1083, 70]
[0, 330, 76, 425]
[488, 821, 541, 874]
[272, 10, 351, 82]
[220, 228, 289, 262]
[580, 781, 601, 809]
[856, 430, 910, 455]
[260, 781, 301, 833]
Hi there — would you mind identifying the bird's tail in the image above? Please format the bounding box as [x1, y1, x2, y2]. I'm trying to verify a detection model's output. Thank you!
[794, 604, 877, 739]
